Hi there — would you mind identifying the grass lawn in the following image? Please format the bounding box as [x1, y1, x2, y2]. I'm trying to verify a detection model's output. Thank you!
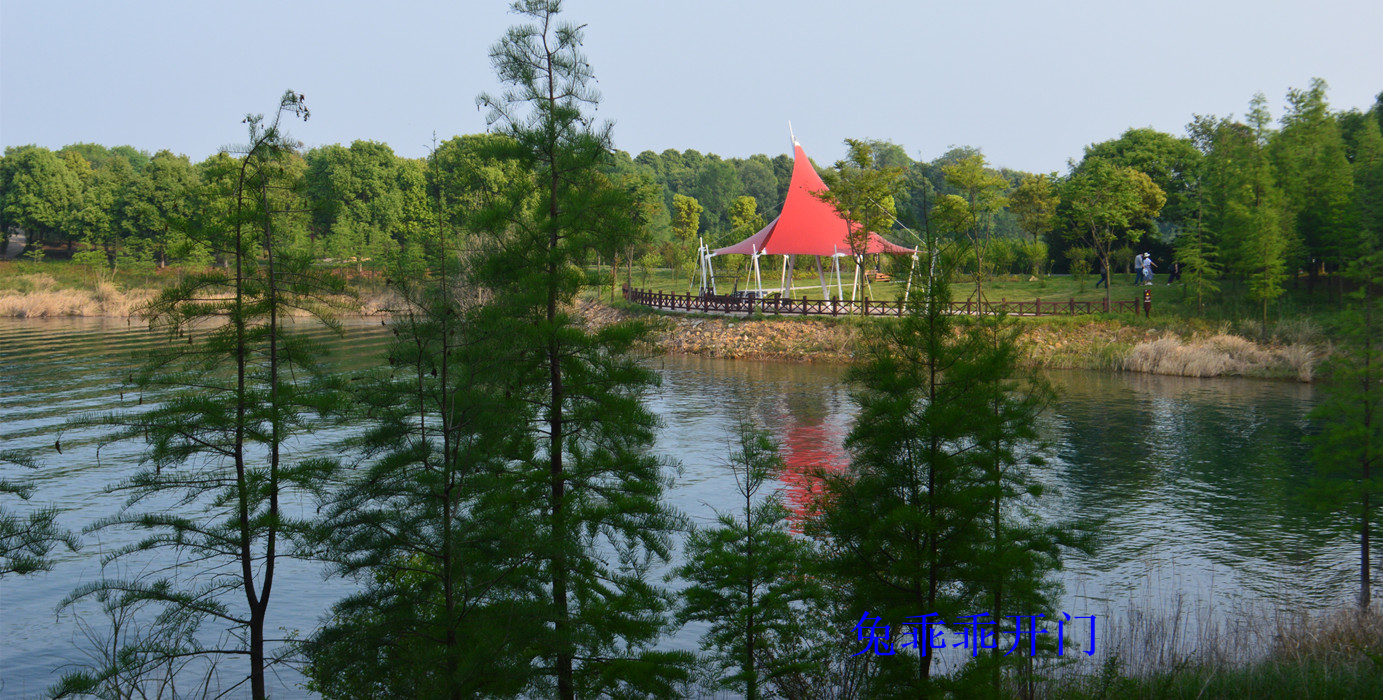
[3, 258, 1345, 339]
[599, 262, 1344, 336]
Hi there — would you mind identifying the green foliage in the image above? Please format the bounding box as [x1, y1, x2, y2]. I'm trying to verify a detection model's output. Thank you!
[729, 194, 765, 237]
[70, 247, 109, 282]
[942, 152, 1009, 300]
[0, 145, 82, 246]
[304, 139, 422, 267]
[1019, 239, 1049, 278]
[56, 91, 346, 700]
[816, 139, 905, 299]
[477, 3, 690, 697]
[1061, 157, 1166, 304]
[1179, 115, 1225, 314]
[305, 211, 542, 698]
[670, 193, 703, 282]
[811, 257, 1072, 694]
[931, 193, 975, 237]
[1009, 172, 1060, 245]
[676, 424, 823, 700]
[1174, 223, 1220, 311]
[1306, 125, 1383, 607]
[1273, 78, 1356, 287]
[1066, 246, 1094, 291]
[1308, 286, 1383, 609]
[1236, 95, 1291, 332]
[1082, 127, 1201, 237]
[0, 450, 78, 577]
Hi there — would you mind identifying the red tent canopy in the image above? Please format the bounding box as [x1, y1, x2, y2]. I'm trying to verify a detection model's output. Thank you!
[712, 141, 915, 257]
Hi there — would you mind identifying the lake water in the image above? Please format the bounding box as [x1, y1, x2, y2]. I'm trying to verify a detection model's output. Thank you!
[0, 318, 1350, 697]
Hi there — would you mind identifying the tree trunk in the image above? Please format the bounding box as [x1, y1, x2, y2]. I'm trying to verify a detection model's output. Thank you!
[1362, 282, 1374, 609]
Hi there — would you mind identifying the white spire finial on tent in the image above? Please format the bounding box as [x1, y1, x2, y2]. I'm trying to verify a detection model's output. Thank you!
[789, 121, 798, 147]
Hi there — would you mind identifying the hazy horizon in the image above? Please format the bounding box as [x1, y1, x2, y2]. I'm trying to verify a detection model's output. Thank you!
[4, 0, 1380, 173]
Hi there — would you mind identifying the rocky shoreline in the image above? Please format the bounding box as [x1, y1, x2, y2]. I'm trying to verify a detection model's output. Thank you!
[578, 299, 1320, 381]
[0, 283, 1319, 381]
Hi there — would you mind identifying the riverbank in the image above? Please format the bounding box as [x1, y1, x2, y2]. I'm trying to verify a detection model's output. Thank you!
[580, 299, 1322, 382]
[1049, 604, 1383, 699]
[0, 273, 397, 318]
[0, 276, 1321, 381]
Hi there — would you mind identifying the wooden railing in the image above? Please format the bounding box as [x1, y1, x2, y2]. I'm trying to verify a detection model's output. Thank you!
[623, 286, 1140, 317]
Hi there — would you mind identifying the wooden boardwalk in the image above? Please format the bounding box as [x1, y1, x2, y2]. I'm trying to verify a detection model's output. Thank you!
[623, 286, 1140, 317]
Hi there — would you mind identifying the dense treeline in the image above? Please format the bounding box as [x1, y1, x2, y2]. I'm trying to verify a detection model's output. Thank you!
[4, 83, 1380, 308]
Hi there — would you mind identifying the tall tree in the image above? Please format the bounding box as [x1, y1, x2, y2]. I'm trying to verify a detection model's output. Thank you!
[1238, 95, 1291, 332]
[1309, 114, 1383, 609]
[1009, 172, 1060, 246]
[477, 2, 690, 697]
[305, 140, 412, 270]
[818, 139, 904, 300]
[54, 91, 341, 700]
[305, 140, 542, 699]
[122, 149, 199, 267]
[1082, 127, 1201, 239]
[967, 314, 1069, 695]
[1009, 172, 1059, 280]
[1061, 158, 1166, 306]
[941, 152, 1007, 302]
[1273, 78, 1355, 297]
[670, 192, 704, 284]
[676, 424, 823, 700]
[1178, 115, 1225, 314]
[0, 145, 81, 252]
[810, 251, 992, 693]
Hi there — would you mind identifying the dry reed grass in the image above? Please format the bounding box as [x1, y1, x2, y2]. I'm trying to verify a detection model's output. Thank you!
[0, 283, 377, 319]
[1276, 606, 1383, 665]
[0, 285, 158, 318]
[1057, 593, 1381, 681]
[1121, 332, 1317, 382]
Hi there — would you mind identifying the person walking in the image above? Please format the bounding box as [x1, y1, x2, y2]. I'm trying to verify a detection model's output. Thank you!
[1095, 259, 1108, 288]
[1132, 253, 1144, 285]
[1167, 259, 1182, 285]
[1141, 253, 1156, 285]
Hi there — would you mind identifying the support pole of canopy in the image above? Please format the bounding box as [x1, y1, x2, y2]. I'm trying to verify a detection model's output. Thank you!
[702, 245, 710, 295]
[696, 238, 706, 295]
[779, 255, 789, 297]
[698, 242, 718, 296]
[903, 252, 918, 308]
[708, 250, 718, 295]
[703, 242, 712, 295]
[759, 254, 766, 296]
[785, 255, 797, 298]
[851, 258, 860, 302]
[816, 256, 829, 299]
[832, 248, 844, 301]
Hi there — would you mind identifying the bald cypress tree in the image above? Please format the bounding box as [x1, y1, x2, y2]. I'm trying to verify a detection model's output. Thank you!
[476, 2, 689, 697]
[676, 424, 823, 700]
[1308, 116, 1383, 610]
[813, 246, 1075, 697]
[54, 92, 344, 700]
[303, 141, 543, 700]
[0, 450, 77, 577]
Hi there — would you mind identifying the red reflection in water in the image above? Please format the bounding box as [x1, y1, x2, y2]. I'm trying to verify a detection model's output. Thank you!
[776, 421, 849, 525]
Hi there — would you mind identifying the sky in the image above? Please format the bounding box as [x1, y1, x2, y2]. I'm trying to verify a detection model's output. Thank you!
[2, 0, 1381, 174]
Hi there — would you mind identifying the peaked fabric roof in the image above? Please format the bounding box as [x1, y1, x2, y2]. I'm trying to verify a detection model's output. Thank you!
[712, 141, 915, 257]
